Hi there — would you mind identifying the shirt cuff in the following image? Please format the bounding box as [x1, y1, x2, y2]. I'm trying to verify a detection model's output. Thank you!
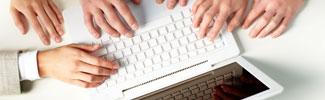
[18, 50, 40, 81]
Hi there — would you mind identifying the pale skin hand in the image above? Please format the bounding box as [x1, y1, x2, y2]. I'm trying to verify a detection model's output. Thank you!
[10, 0, 64, 45]
[38, 44, 119, 88]
[80, 0, 140, 39]
[242, 0, 304, 38]
[155, 0, 188, 9]
[192, 0, 248, 41]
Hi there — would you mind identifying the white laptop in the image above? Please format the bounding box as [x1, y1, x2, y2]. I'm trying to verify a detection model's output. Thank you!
[63, 0, 283, 100]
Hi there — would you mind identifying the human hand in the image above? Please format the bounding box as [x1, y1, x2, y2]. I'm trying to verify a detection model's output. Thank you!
[192, 0, 248, 41]
[37, 44, 119, 88]
[80, 0, 140, 39]
[242, 0, 304, 38]
[10, 0, 64, 45]
[155, 0, 188, 9]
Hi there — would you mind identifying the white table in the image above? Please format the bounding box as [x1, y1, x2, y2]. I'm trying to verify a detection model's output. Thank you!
[0, 0, 324, 100]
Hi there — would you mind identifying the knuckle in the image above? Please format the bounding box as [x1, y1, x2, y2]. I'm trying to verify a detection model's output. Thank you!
[88, 75, 97, 82]
[81, 83, 89, 88]
[94, 68, 102, 74]
[94, 58, 102, 65]
[204, 12, 214, 19]
[169, 0, 177, 4]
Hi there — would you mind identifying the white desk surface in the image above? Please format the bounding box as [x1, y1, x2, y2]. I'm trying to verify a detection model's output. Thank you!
[0, 0, 324, 100]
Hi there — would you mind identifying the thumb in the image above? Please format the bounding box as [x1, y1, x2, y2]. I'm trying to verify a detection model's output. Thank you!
[131, 0, 141, 5]
[68, 44, 101, 52]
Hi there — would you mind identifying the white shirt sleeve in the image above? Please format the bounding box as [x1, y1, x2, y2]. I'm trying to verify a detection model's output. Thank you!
[18, 50, 40, 81]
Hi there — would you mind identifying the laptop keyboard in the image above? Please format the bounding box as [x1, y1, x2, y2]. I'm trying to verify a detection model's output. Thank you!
[94, 8, 226, 94]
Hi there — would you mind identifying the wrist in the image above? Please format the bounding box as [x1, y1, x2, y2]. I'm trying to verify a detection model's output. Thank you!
[37, 50, 51, 78]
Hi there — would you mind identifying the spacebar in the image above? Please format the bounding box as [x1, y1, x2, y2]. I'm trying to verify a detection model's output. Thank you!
[119, 58, 208, 92]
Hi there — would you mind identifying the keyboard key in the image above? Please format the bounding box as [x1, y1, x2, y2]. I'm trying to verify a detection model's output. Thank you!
[152, 64, 162, 70]
[148, 39, 158, 47]
[187, 43, 196, 51]
[131, 45, 141, 53]
[152, 56, 162, 64]
[170, 58, 179, 64]
[143, 67, 153, 73]
[165, 33, 175, 41]
[198, 48, 206, 54]
[187, 34, 197, 42]
[206, 45, 215, 51]
[179, 37, 189, 45]
[140, 42, 149, 50]
[153, 46, 163, 54]
[182, 9, 192, 17]
[114, 51, 123, 59]
[141, 33, 151, 41]
[122, 48, 132, 56]
[107, 44, 117, 53]
[171, 40, 180, 48]
[135, 62, 145, 70]
[175, 21, 184, 29]
[172, 12, 183, 21]
[116, 76, 126, 83]
[161, 52, 170, 61]
[119, 58, 128, 67]
[157, 36, 167, 44]
[159, 27, 168, 35]
[135, 70, 144, 77]
[128, 55, 137, 64]
[178, 47, 188, 54]
[162, 43, 172, 51]
[170, 49, 179, 58]
[118, 67, 127, 76]
[167, 24, 176, 32]
[125, 73, 135, 80]
[195, 40, 204, 48]
[183, 18, 192, 26]
[144, 59, 153, 67]
[179, 54, 189, 60]
[150, 30, 159, 38]
[162, 61, 171, 67]
[145, 49, 154, 57]
[111, 37, 121, 42]
[132, 36, 142, 44]
[106, 79, 116, 87]
[110, 74, 118, 80]
[136, 52, 146, 61]
[124, 39, 133, 47]
[182, 27, 192, 35]
[126, 64, 136, 73]
[188, 51, 197, 57]
[116, 41, 125, 50]
[174, 30, 183, 38]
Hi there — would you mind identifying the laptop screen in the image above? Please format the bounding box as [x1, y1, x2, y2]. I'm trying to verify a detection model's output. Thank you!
[212, 62, 270, 99]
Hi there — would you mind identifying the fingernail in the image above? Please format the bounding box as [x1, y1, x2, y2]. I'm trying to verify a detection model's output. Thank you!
[113, 63, 119, 69]
[126, 32, 134, 38]
[131, 24, 139, 30]
[93, 44, 101, 48]
[112, 33, 120, 37]
[55, 37, 62, 43]
[93, 33, 100, 38]
[44, 40, 50, 45]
